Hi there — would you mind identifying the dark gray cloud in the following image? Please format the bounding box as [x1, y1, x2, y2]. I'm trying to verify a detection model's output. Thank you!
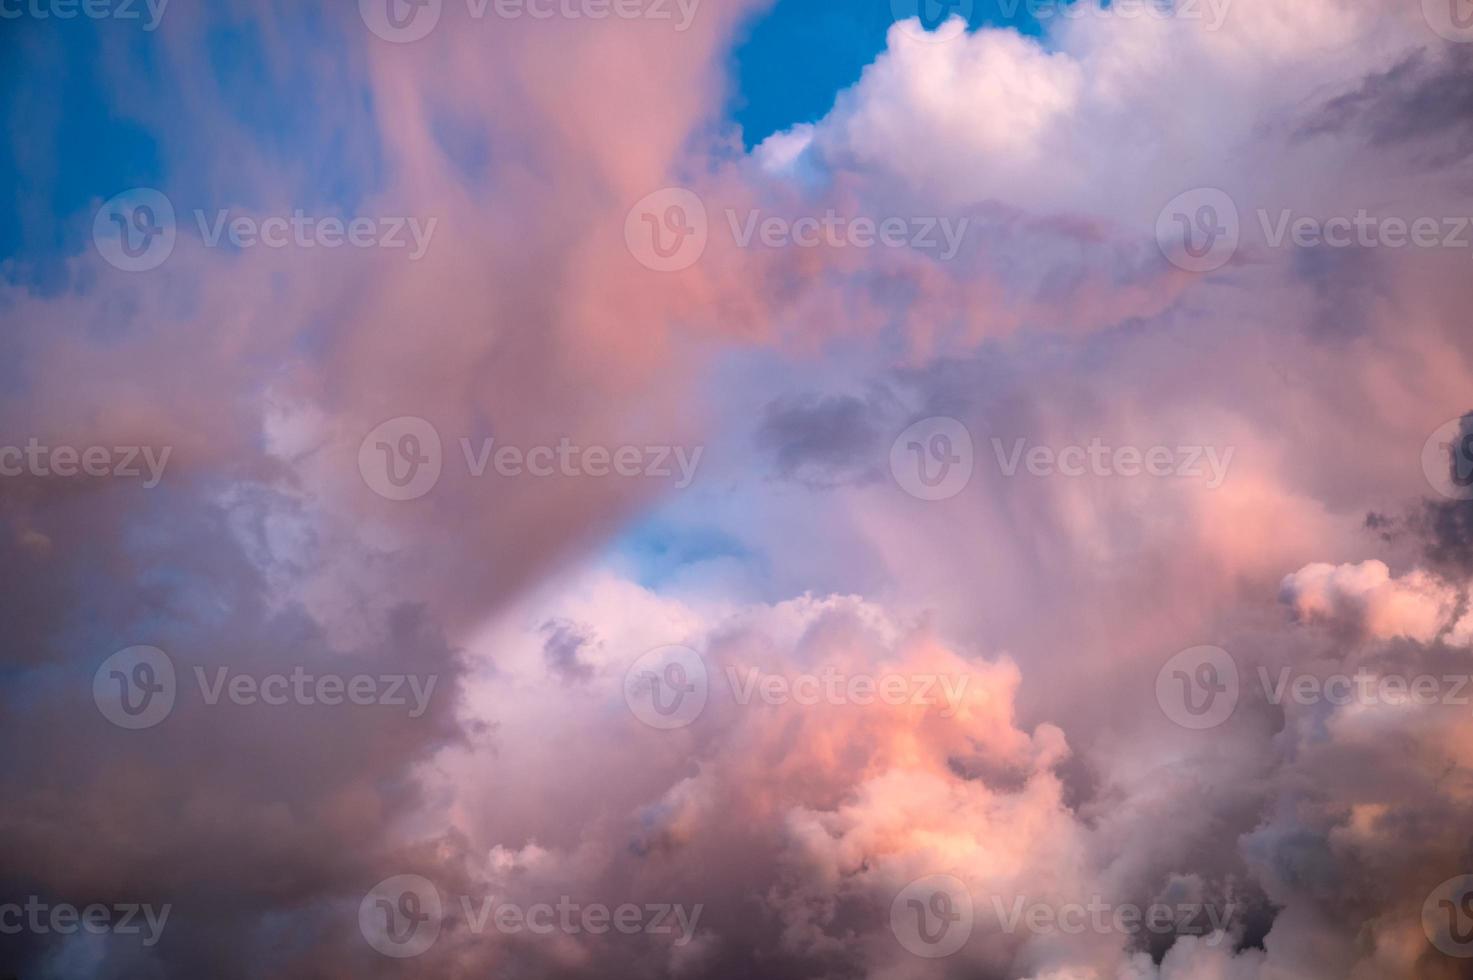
[754, 388, 895, 489]
[539, 618, 596, 684]
[1299, 45, 1473, 165]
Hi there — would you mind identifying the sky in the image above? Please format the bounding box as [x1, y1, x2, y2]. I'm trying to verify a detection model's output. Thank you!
[4, 0, 1473, 977]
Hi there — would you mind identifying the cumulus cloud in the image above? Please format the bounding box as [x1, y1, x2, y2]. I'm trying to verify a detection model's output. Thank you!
[7, 0, 1473, 975]
[1279, 559, 1464, 643]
